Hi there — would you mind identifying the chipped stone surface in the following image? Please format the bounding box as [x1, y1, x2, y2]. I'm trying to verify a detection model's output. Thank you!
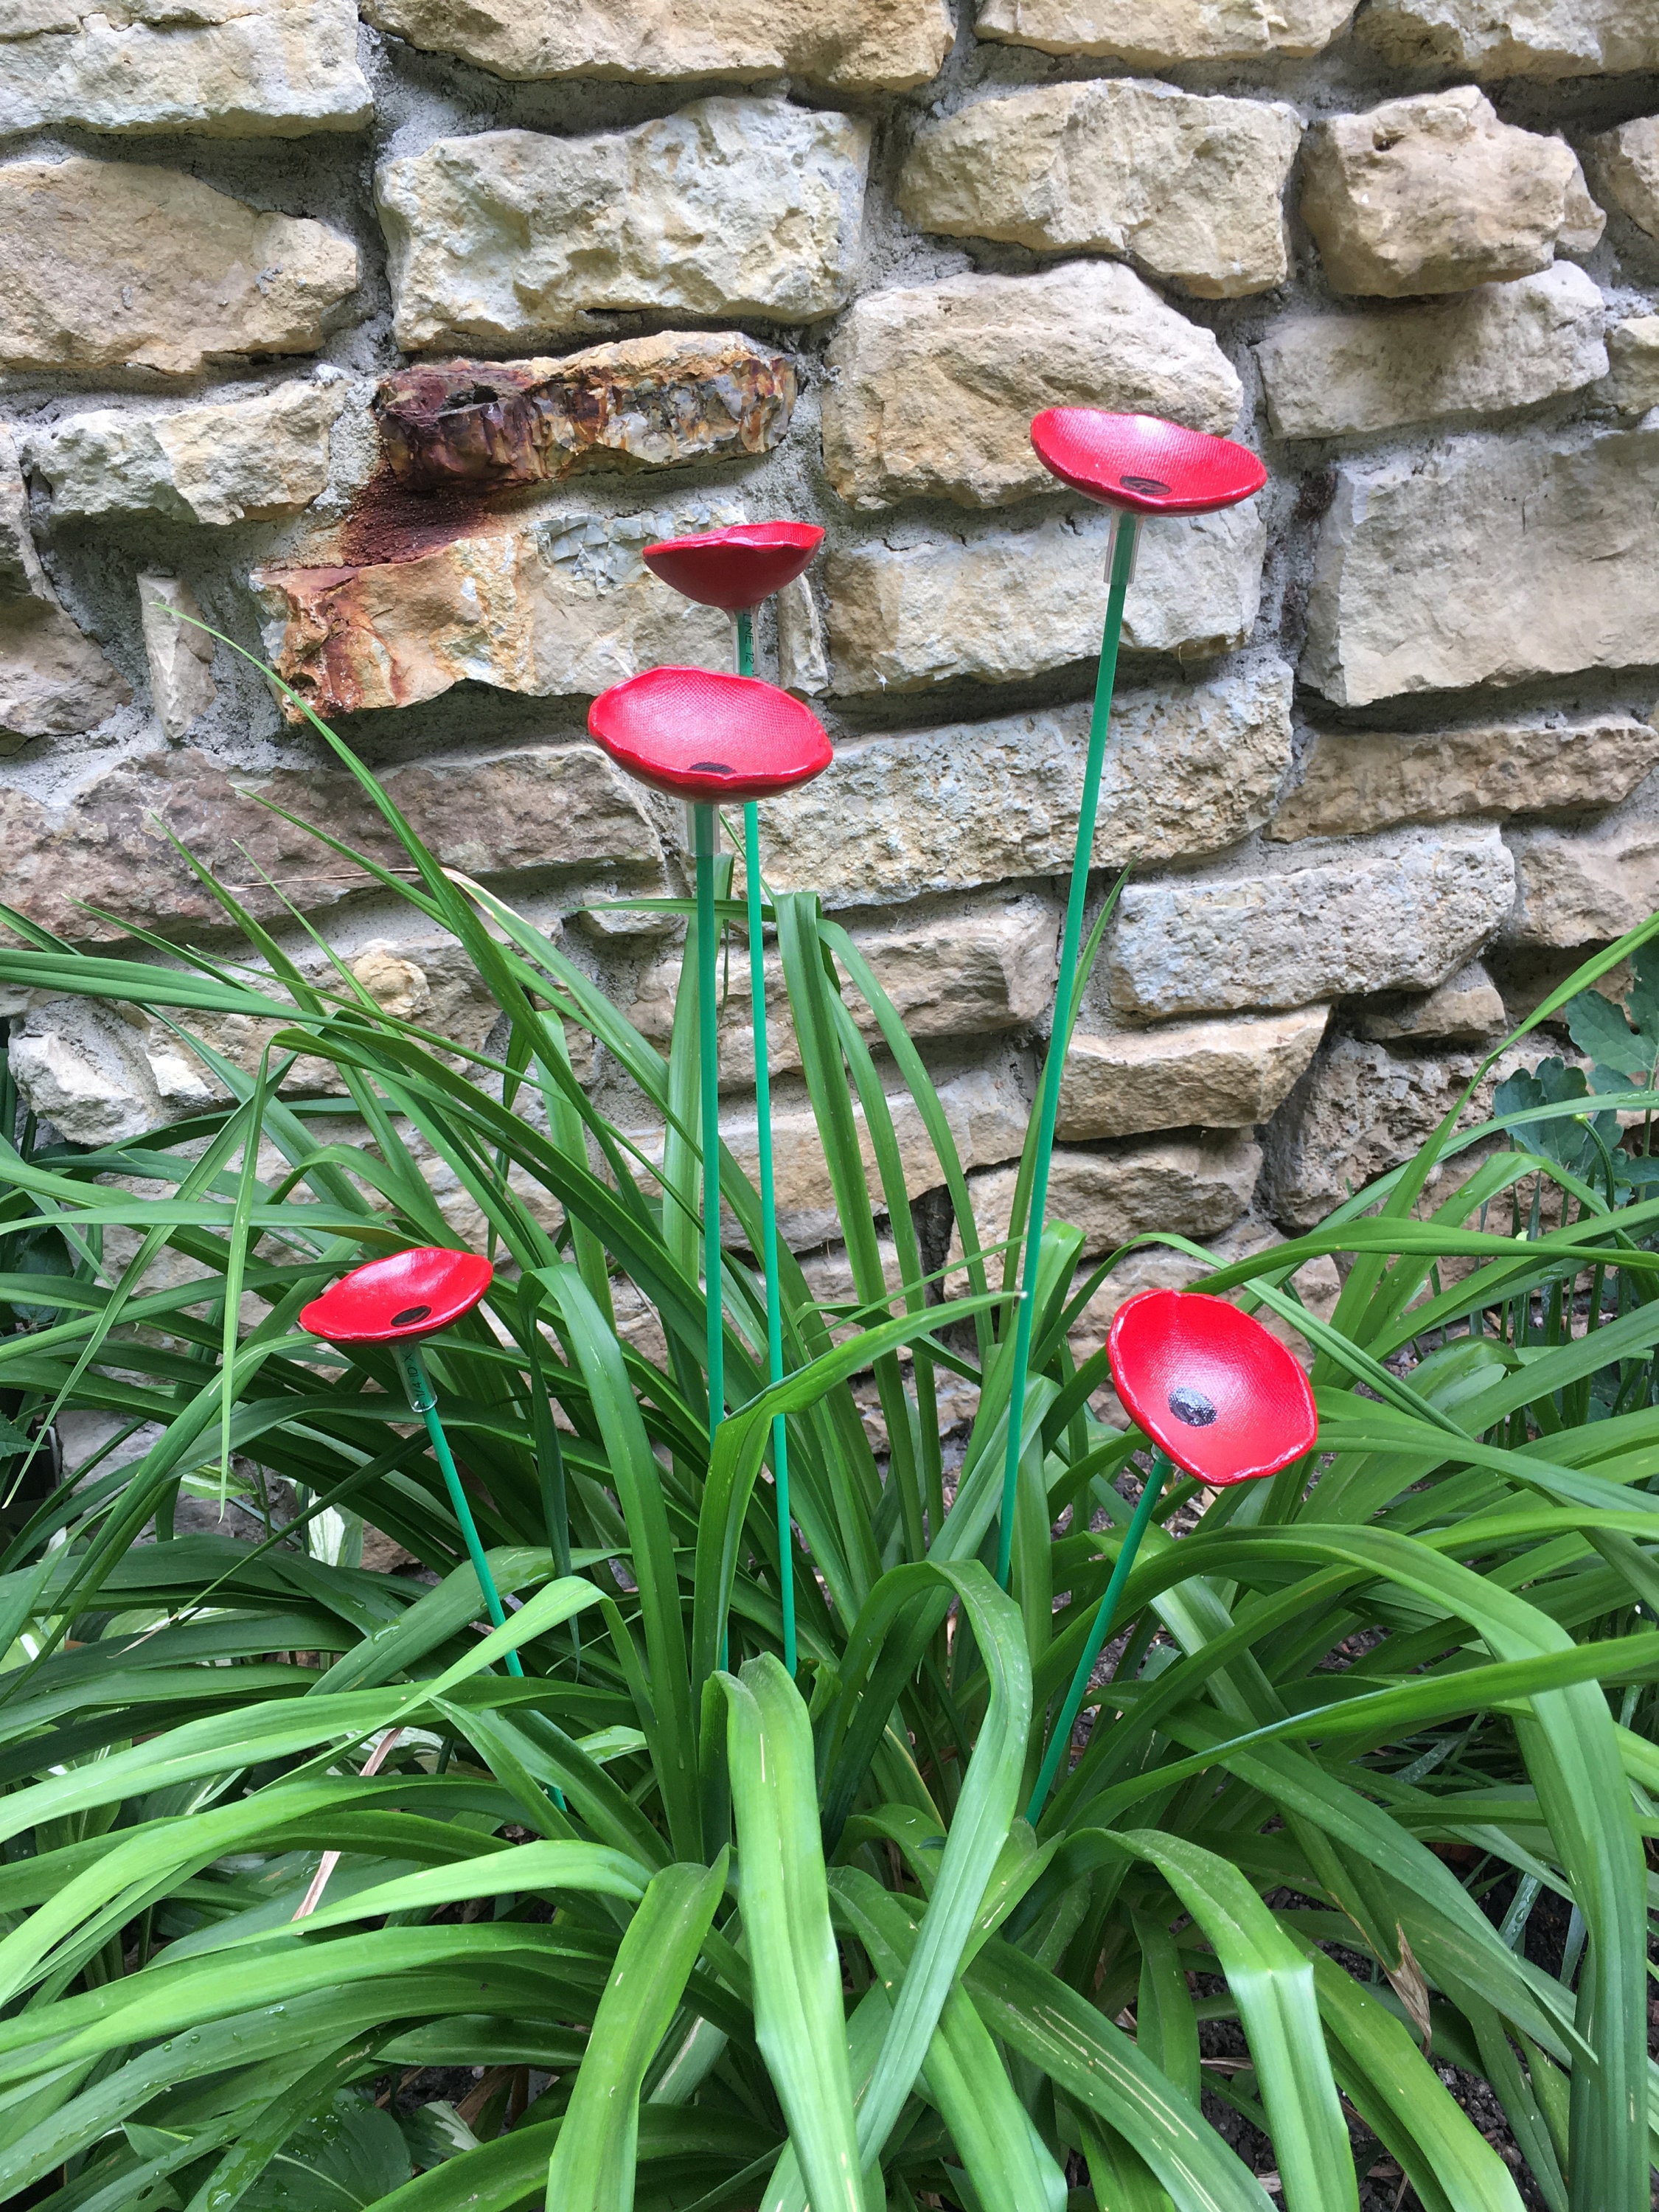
[820, 262, 1242, 512]
[361, 0, 951, 92]
[0, 159, 358, 378]
[1108, 826, 1516, 1018]
[1356, 0, 1659, 80]
[1606, 316, 1659, 414]
[29, 382, 345, 528]
[378, 100, 871, 354]
[0, 0, 371, 137]
[0, 428, 131, 742]
[1300, 88, 1599, 298]
[776, 576, 830, 698]
[373, 334, 796, 493]
[976, 0, 1355, 64]
[1356, 961, 1507, 1045]
[1268, 713, 1659, 841]
[1506, 813, 1659, 947]
[759, 661, 1293, 908]
[950, 1133, 1263, 1273]
[1256, 265, 1607, 439]
[1590, 114, 1659, 239]
[0, 743, 664, 944]
[1302, 425, 1659, 708]
[256, 498, 740, 719]
[137, 576, 215, 741]
[826, 503, 1266, 695]
[8, 998, 190, 1146]
[1062, 1214, 1342, 1366]
[897, 80, 1300, 299]
[1057, 1006, 1329, 1139]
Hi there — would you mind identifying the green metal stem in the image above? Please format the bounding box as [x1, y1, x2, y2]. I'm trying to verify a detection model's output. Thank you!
[1026, 1451, 1166, 1823]
[396, 1343, 522, 1680]
[735, 606, 754, 679]
[694, 801, 724, 1447]
[994, 512, 1138, 1591]
[744, 799, 794, 1674]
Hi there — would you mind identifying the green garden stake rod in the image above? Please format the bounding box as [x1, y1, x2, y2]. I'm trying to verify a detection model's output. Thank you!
[394, 1341, 524, 1680]
[694, 800, 724, 1447]
[995, 512, 1139, 1590]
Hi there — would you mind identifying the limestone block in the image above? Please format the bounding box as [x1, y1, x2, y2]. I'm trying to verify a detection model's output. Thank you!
[0, 159, 357, 380]
[1607, 317, 1659, 414]
[820, 263, 1242, 512]
[0, 428, 131, 741]
[8, 1000, 180, 1146]
[949, 1133, 1262, 1275]
[256, 498, 742, 720]
[361, 0, 951, 93]
[373, 335, 796, 493]
[757, 661, 1293, 908]
[1303, 426, 1659, 707]
[1301, 88, 1599, 298]
[1269, 713, 1659, 841]
[1356, 961, 1507, 1044]
[1107, 825, 1516, 1019]
[1506, 814, 1659, 946]
[0, 742, 666, 943]
[1256, 265, 1607, 439]
[1057, 1007, 1329, 1140]
[776, 577, 830, 698]
[30, 382, 345, 528]
[1357, 0, 1659, 79]
[628, 896, 1060, 1086]
[1062, 1215, 1342, 1368]
[975, 0, 1355, 64]
[897, 80, 1300, 299]
[826, 504, 1266, 694]
[378, 100, 870, 354]
[137, 577, 215, 741]
[0, 440, 45, 603]
[0, 0, 370, 136]
[1590, 115, 1659, 238]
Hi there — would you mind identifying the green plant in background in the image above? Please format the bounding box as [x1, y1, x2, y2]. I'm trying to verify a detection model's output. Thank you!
[0, 718, 1655, 2212]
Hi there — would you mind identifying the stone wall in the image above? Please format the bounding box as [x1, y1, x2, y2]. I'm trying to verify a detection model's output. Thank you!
[2, 0, 1658, 1312]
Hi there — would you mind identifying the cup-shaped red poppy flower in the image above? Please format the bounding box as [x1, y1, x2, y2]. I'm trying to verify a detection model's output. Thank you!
[1031, 410, 1267, 517]
[642, 521, 825, 612]
[300, 1247, 493, 1346]
[588, 665, 832, 804]
[1107, 1288, 1315, 1486]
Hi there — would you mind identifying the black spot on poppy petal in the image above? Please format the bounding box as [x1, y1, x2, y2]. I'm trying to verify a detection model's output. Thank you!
[689, 760, 734, 773]
[392, 1304, 433, 1327]
[1120, 474, 1172, 496]
[1168, 1385, 1217, 1427]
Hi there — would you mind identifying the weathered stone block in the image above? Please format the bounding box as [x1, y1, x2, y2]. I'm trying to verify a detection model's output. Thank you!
[820, 263, 1242, 512]
[137, 577, 215, 742]
[1506, 813, 1659, 947]
[29, 381, 345, 528]
[0, 159, 358, 378]
[1268, 713, 1659, 841]
[758, 661, 1293, 908]
[1606, 317, 1659, 414]
[372, 334, 796, 493]
[1108, 826, 1516, 1018]
[1356, 961, 1507, 1045]
[0, 429, 131, 742]
[975, 0, 1355, 64]
[0, 0, 370, 136]
[1356, 0, 1659, 80]
[0, 743, 665, 944]
[1302, 426, 1659, 707]
[950, 1133, 1262, 1273]
[1256, 265, 1607, 439]
[897, 80, 1300, 299]
[378, 100, 870, 353]
[1589, 114, 1659, 238]
[1057, 1007, 1329, 1140]
[362, 0, 951, 93]
[256, 498, 740, 719]
[1301, 88, 1599, 298]
[825, 503, 1266, 694]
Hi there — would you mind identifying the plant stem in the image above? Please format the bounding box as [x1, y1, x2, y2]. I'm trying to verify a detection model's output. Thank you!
[995, 512, 1138, 1590]
[735, 607, 754, 679]
[694, 801, 724, 1450]
[1026, 1450, 1166, 1824]
[395, 1342, 522, 1680]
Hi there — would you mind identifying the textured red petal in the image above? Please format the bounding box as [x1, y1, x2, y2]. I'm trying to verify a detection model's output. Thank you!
[588, 666, 833, 802]
[1107, 1289, 1315, 1486]
[1030, 409, 1267, 516]
[301, 1247, 493, 1346]
[642, 520, 825, 611]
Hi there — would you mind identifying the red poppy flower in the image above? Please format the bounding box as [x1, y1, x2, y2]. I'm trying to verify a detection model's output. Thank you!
[300, 1247, 493, 1346]
[1030, 410, 1267, 517]
[642, 521, 825, 611]
[1107, 1288, 1315, 1485]
[588, 665, 832, 804]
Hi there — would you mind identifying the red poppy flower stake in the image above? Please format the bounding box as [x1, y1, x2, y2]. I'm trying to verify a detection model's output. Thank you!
[995, 414, 1270, 1594]
[589, 658, 832, 1676]
[301, 1248, 524, 1677]
[1026, 1289, 1315, 1821]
